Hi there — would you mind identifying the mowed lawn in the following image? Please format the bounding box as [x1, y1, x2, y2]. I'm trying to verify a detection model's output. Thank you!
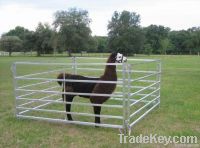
[0, 55, 199, 148]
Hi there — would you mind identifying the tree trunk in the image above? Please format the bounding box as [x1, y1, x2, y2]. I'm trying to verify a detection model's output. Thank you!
[9, 51, 11, 56]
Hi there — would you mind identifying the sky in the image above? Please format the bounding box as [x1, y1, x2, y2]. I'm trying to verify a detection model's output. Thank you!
[0, 0, 200, 36]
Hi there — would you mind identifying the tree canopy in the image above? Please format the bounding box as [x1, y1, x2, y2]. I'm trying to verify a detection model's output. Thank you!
[34, 23, 54, 56]
[107, 11, 144, 55]
[53, 8, 92, 56]
[0, 36, 22, 56]
[1, 9, 200, 56]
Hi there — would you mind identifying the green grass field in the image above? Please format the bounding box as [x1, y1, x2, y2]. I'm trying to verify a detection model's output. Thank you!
[0, 55, 200, 147]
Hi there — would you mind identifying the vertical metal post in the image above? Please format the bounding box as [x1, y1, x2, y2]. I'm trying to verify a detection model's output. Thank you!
[12, 63, 18, 117]
[63, 68, 66, 119]
[127, 64, 131, 135]
[158, 61, 161, 104]
[122, 63, 131, 135]
[156, 61, 161, 105]
[122, 63, 127, 134]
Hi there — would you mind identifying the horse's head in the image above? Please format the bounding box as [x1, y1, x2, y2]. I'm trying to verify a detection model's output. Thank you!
[109, 52, 127, 63]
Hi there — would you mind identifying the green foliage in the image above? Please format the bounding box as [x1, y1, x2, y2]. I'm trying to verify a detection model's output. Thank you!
[143, 43, 153, 55]
[144, 25, 170, 54]
[53, 8, 92, 56]
[108, 11, 144, 55]
[188, 27, 200, 54]
[2, 26, 34, 53]
[86, 37, 98, 52]
[93, 36, 108, 53]
[160, 38, 171, 54]
[0, 36, 22, 56]
[23, 31, 37, 53]
[1, 9, 200, 56]
[34, 23, 54, 56]
[2, 26, 29, 40]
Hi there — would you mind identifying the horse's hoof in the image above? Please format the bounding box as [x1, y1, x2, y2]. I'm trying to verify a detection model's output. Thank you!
[95, 122, 100, 128]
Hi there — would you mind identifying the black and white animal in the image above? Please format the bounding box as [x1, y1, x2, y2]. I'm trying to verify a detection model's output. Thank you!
[57, 52, 127, 125]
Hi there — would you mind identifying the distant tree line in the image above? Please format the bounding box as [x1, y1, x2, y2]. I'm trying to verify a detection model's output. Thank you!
[0, 8, 200, 56]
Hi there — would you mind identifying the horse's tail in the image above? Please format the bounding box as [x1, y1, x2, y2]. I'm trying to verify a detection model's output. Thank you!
[57, 73, 71, 86]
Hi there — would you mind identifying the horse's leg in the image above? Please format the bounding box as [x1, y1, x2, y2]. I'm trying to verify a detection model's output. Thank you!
[62, 94, 74, 120]
[65, 95, 74, 121]
[93, 105, 102, 126]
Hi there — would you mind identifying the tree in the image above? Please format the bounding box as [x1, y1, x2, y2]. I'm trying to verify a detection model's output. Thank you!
[50, 31, 59, 55]
[108, 11, 144, 55]
[23, 31, 37, 54]
[86, 37, 97, 52]
[144, 25, 170, 54]
[188, 27, 200, 55]
[34, 23, 54, 56]
[53, 8, 92, 56]
[160, 38, 171, 54]
[0, 36, 22, 56]
[192, 30, 200, 55]
[2, 26, 33, 53]
[169, 30, 191, 54]
[94, 36, 108, 53]
[144, 43, 153, 55]
[2, 26, 29, 40]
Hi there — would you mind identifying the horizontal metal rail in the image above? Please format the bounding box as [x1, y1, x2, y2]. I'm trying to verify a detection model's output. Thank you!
[131, 72, 160, 82]
[130, 86, 156, 90]
[130, 81, 160, 96]
[137, 93, 157, 97]
[16, 115, 123, 128]
[17, 86, 59, 98]
[14, 62, 123, 66]
[110, 97, 150, 103]
[18, 97, 62, 115]
[118, 79, 158, 84]
[16, 89, 123, 97]
[18, 94, 58, 107]
[129, 59, 160, 62]
[77, 68, 157, 74]
[129, 96, 159, 119]
[130, 88, 160, 107]
[77, 57, 107, 60]
[17, 98, 123, 108]
[17, 107, 123, 119]
[117, 84, 156, 90]
[77, 68, 103, 71]
[131, 70, 158, 74]
[130, 102, 160, 127]
[15, 77, 122, 84]
[77, 57, 159, 62]
[129, 60, 160, 65]
[18, 80, 52, 89]
[139, 80, 157, 83]
[16, 67, 69, 79]
[130, 99, 150, 103]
